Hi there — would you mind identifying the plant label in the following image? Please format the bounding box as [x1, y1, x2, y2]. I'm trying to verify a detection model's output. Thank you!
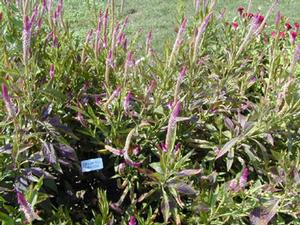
[81, 158, 103, 172]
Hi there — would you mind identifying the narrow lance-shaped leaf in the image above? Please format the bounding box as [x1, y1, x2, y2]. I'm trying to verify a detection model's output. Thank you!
[42, 141, 57, 164]
[161, 189, 170, 223]
[177, 169, 202, 177]
[250, 199, 280, 225]
[216, 136, 240, 159]
[169, 182, 197, 196]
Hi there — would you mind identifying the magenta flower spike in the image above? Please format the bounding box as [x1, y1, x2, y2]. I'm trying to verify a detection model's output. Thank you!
[22, 15, 32, 65]
[49, 64, 55, 79]
[250, 14, 265, 34]
[95, 96, 101, 106]
[128, 215, 137, 225]
[290, 31, 297, 44]
[2, 84, 16, 118]
[178, 65, 187, 82]
[232, 21, 239, 30]
[106, 48, 115, 68]
[133, 146, 141, 156]
[123, 91, 132, 115]
[275, 11, 281, 27]
[16, 191, 38, 223]
[146, 31, 153, 55]
[103, 8, 109, 39]
[53, 0, 63, 22]
[239, 167, 249, 188]
[94, 12, 103, 54]
[228, 179, 239, 192]
[194, 0, 200, 13]
[291, 43, 300, 75]
[125, 51, 135, 72]
[117, 32, 125, 47]
[85, 29, 94, 45]
[237, 6, 244, 16]
[146, 79, 157, 101]
[118, 162, 126, 175]
[47, 0, 53, 13]
[42, 0, 48, 12]
[30, 5, 38, 25]
[295, 44, 300, 62]
[123, 16, 129, 28]
[112, 86, 122, 98]
[36, 18, 43, 34]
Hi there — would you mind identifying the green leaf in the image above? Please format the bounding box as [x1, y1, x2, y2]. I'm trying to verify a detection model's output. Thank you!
[161, 189, 170, 224]
[150, 162, 163, 174]
[216, 136, 240, 159]
[0, 211, 14, 225]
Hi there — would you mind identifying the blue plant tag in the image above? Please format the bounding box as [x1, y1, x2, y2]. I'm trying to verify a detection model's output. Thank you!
[81, 158, 103, 172]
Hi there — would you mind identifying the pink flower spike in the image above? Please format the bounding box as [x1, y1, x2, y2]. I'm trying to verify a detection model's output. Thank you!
[112, 86, 122, 98]
[194, 0, 200, 13]
[118, 162, 126, 175]
[95, 96, 101, 106]
[174, 143, 181, 152]
[146, 79, 157, 98]
[128, 215, 137, 225]
[49, 64, 55, 79]
[294, 44, 300, 62]
[85, 29, 94, 44]
[229, 179, 239, 192]
[271, 31, 277, 39]
[295, 22, 300, 31]
[16, 191, 38, 223]
[2, 84, 16, 118]
[290, 31, 297, 44]
[237, 6, 244, 16]
[133, 146, 141, 156]
[30, 5, 38, 25]
[285, 22, 292, 31]
[279, 31, 285, 39]
[251, 14, 264, 33]
[146, 31, 153, 54]
[123, 16, 129, 27]
[125, 51, 135, 70]
[232, 21, 239, 30]
[167, 101, 173, 110]
[275, 11, 281, 27]
[106, 49, 115, 68]
[75, 112, 87, 127]
[239, 167, 249, 188]
[123, 91, 132, 115]
[22, 15, 32, 64]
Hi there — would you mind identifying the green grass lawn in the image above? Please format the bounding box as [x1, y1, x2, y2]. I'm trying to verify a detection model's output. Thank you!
[64, 0, 300, 50]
